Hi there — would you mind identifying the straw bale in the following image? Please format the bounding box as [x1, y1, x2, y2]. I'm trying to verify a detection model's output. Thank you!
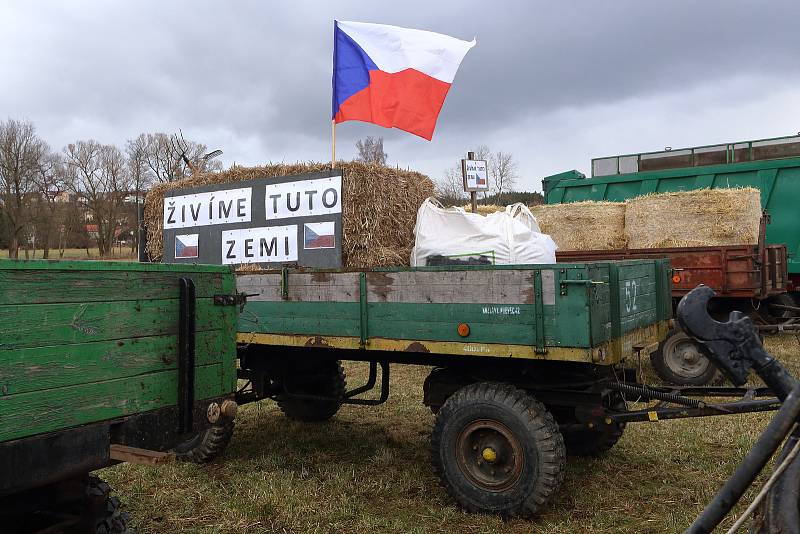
[460, 204, 505, 214]
[143, 162, 434, 268]
[531, 201, 626, 250]
[625, 188, 761, 248]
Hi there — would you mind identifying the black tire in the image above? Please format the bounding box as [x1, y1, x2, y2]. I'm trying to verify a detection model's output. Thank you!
[651, 328, 722, 386]
[86, 475, 134, 534]
[277, 360, 347, 422]
[174, 420, 235, 463]
[561, 399, 626, 457]
[431, 382, 565, 518]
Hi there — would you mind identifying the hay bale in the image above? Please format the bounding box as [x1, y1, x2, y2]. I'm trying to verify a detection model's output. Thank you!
[460, 204, 505, 214]
[625, 188, 761, 248]
[143, 162, 434, 268]
[531, 201, 626, 250]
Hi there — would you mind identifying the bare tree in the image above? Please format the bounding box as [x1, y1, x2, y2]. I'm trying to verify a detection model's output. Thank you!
[438, 145, 495, 206]
[0, 119, 46, 258]
[435, 166, 467, 206]
[489, 151, 518, 205]
[64, 140, 132, 257]
[125, 136, 152, 253]
[130, 132, 222, 183]
[355, 136, 388, 165]
[30, 149, 66, 258]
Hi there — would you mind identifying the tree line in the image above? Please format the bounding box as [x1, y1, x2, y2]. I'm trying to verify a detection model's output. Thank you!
[0, 119, 221, 258]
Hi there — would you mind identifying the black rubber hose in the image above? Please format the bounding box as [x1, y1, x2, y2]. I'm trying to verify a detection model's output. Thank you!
[685, 385, 800, 534]
[761, 435, 800, 533]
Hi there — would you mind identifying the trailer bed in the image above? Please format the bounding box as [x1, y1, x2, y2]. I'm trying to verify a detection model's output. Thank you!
[237, 259, 671, 365]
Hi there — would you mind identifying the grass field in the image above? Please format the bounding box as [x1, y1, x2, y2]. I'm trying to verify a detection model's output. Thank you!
[102, 335, 800, 533]
[0, 247, 136, 260]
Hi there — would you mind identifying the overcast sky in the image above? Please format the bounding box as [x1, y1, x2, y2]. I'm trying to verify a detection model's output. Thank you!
[2, 1, 799, 191]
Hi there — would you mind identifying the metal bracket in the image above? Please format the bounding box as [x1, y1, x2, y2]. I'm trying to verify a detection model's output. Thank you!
[213, 293, 254, 307]
[559, 279, 605, 295]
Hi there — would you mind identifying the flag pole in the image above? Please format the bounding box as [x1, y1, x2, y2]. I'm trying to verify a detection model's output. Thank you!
[331, 119, 336, 169]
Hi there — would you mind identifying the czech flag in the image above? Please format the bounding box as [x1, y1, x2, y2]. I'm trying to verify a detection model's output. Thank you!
[333, 21, 475, 141]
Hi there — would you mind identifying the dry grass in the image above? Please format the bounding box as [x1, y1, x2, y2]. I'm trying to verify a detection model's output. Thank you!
[143, 162, 434, 269]
[101, 335, 800, 533]
[625, 188, 762, 249]
[531, 201, 627, 251]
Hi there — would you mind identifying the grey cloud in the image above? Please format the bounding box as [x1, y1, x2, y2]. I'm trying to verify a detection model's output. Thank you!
[2, 0, 799, 192]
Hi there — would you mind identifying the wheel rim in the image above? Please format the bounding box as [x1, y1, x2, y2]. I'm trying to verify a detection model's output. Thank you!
[456, 419, 524, 492]
[664, 335, 711, 379]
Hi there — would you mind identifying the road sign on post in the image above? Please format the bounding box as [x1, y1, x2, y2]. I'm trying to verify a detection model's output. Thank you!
[462, 152, 489, 213]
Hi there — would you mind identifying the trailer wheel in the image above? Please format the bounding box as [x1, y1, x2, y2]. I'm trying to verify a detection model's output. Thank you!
[174, 420, 235, 463]
[431, 382, 565, 518]
[278, 360, 347, 422]
[651, 329, 721, 386]
[86, 475, 135, 534]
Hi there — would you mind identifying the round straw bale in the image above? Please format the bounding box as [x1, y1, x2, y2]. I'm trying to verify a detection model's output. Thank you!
[625, 188, 761, 248]
[143, 161, 434, 268]
[531, 201, 626, 250]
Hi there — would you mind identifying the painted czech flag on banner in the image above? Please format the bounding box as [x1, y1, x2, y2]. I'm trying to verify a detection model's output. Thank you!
[332, 21, 475, 140]
[175, 234, 199, 259]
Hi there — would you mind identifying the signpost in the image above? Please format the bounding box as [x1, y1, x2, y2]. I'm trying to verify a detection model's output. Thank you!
[462, 151, 489, 213]
[162, 170, 343, 268]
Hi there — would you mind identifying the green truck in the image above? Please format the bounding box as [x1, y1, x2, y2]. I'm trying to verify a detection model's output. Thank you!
[542, 134, 800, 385]
[0, 260, 239, 532]
[543, 133, 800, 292]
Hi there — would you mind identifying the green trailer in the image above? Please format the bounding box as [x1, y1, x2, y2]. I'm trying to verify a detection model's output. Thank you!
[233, 259, 693, 516]
[234, 260, 782, 517]
[0, 260, 239, 532]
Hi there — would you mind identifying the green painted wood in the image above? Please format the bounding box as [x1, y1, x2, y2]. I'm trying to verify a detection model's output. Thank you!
[366, 303, 537, 345]
[239, 301, 360, 337]
[0, 260, 239, 445]
[1, 298, 235, 351]
[237, 259, 666, 351]
[0, 259, 232, 274]
[1, 330, 233, 396]
[0, 363, 227, 442]
[0, 270, 227, 305]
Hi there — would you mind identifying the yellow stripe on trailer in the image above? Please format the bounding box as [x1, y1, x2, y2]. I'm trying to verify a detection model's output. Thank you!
[237, 321, 669, 364]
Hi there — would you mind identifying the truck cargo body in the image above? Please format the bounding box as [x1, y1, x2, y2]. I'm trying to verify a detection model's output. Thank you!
[0, 260, 239, 498]
[237, 259, 671, 365]
[543, 152, 800, 284]
[557, 243, 788, 300]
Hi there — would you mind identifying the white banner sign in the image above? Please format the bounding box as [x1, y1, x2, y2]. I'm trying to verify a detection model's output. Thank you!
[221, 225, 298, 265]
[164, 187, 252, 229]
[264, 175, 342, 220]
[463, 159, 489, 192]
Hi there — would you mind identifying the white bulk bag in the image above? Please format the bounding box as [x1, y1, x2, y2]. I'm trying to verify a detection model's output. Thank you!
[410, 199, 558, 266]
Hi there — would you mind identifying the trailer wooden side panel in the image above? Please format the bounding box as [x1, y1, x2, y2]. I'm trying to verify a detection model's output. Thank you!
[237, 260, 672, 365]
[0, 260, 238, 444]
